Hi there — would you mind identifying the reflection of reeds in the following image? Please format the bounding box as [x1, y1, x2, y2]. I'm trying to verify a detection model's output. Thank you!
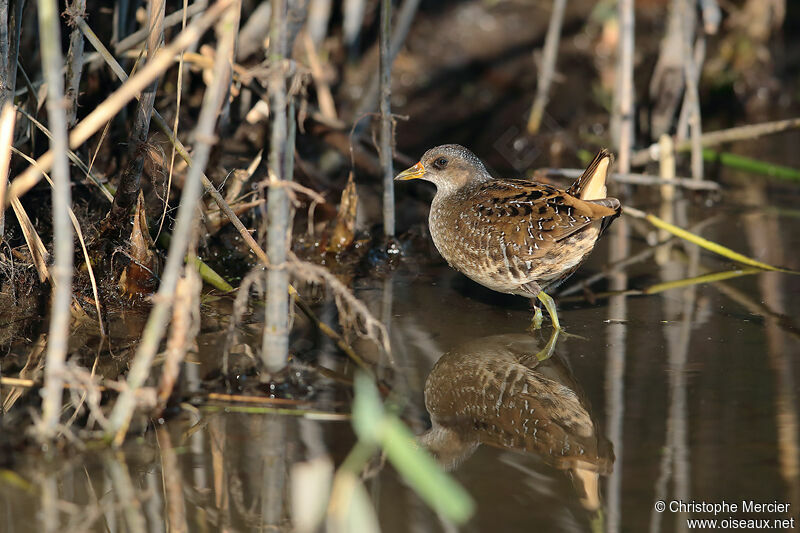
[156, 426, 189, 533]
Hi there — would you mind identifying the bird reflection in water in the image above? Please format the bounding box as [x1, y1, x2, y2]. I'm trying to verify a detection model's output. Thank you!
[420, 333, 614, 513]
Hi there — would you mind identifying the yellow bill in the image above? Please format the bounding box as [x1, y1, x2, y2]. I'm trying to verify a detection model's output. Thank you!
[394, 162, 425, 181]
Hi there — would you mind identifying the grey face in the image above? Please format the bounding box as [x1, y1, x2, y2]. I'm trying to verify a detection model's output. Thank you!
[395, 144, 492, 193]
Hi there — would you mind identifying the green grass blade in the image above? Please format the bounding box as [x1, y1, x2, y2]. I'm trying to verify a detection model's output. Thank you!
[380, 417, 475, 524]
[635, 210, 796, 273]
[703, 149, 800, 182]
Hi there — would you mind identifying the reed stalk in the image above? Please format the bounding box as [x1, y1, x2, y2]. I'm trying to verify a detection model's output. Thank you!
[378, 0, 394, 238]
[527, 0, 566, 134]
[262, 0, 291, 373]
[36, 0, 74, 440]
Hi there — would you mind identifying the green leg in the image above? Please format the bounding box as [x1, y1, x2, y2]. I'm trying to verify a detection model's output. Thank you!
[536, 291, 561, 331]
[534, 326, 560, 361]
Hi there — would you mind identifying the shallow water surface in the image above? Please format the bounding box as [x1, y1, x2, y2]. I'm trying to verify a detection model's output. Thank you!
[1, 178, 800, 532]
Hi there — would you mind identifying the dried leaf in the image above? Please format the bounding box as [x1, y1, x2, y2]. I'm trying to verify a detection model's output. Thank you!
[326, 172, 358, 253]
[119, 192, 159, 296]
[10, 197, 50, 282]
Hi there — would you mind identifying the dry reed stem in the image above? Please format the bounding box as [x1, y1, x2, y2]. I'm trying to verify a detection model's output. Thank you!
[679, 0, 703, 180]
[263, 0, 291, 373]
[115, 0, 209, 54]
[378, 0, 394, 238]
[699, 0, 721, 34]
[303, 32, 337, 121]
[656, 134, 676, 264]
[36, 0, 74, 440]
[64, 0, 87, 126]
[540, 168, 719, 191]
[0, 103, 14, 238]
[206, 392, 312, 406]
[612, 0, 635, 174]
[5, 0, 234, 206]
[1, 373, 159, 398]
[106, 1, 238, 446]
[632, 116, 800, 166]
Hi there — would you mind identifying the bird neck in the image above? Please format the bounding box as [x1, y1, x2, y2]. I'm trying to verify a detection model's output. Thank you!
[432, 168, 492, 198]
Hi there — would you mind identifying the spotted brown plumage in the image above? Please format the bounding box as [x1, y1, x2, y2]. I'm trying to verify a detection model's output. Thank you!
[395, 144, 621, 329]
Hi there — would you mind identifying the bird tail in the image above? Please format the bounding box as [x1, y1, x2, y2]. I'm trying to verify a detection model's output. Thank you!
[567, 149, 613, 201]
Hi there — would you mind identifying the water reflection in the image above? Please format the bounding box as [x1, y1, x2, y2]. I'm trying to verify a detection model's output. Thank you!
[420, 333, 614, 513]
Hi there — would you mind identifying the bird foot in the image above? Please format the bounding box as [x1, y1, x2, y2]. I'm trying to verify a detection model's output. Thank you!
[528, 306, 544, 331]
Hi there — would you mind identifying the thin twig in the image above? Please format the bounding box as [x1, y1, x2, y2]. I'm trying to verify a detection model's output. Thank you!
[36, 0, 74, 440]
[527, 0, 566, 134]
[106, 1, 238, 446]
[289, 255, 393, 364]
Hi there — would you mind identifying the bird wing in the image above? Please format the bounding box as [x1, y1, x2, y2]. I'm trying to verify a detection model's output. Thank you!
[469, 179, 619, 250]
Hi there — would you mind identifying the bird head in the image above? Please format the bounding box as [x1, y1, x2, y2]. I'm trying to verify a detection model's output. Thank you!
[395, 144, 491, 194]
